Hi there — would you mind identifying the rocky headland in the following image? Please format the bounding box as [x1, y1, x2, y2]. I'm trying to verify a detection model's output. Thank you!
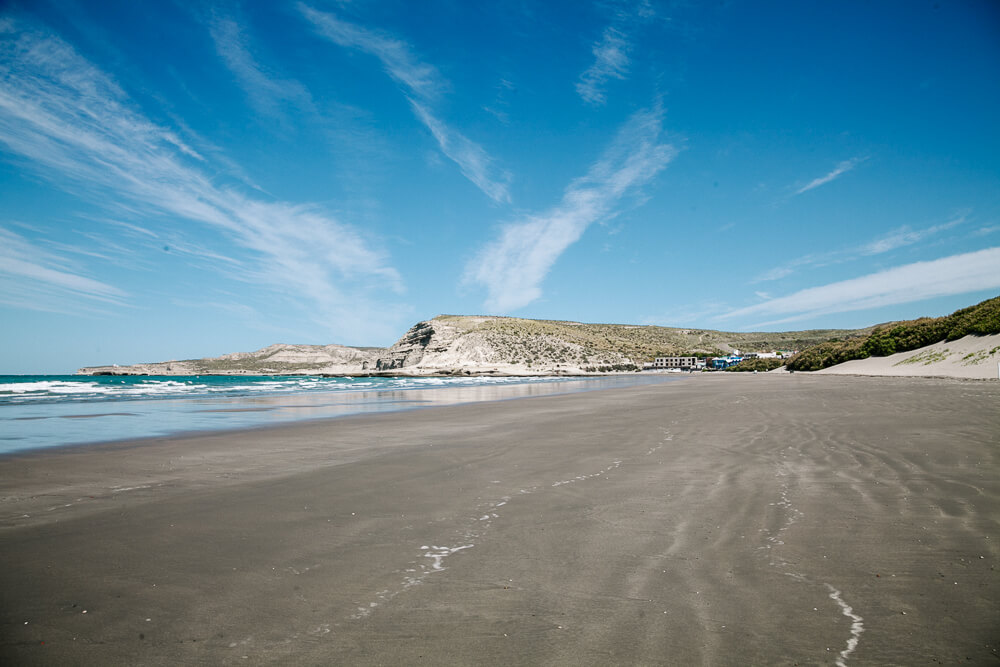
[78, 297, 1000, 379]
[76, 315, 861, 377]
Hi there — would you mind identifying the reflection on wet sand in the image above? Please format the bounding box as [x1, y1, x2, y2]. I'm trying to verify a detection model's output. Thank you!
[1, 376, 672, 453]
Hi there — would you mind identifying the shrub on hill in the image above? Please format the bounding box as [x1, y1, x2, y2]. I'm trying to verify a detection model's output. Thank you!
[724, 358, 786, 372]
[438, 315, 868, 367]
[786, 295, 1000, 371]
[946, 297, 1000, 338]
[582, 363, 639, 373]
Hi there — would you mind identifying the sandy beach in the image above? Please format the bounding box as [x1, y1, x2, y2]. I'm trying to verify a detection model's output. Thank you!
[1, 374, 997, 665]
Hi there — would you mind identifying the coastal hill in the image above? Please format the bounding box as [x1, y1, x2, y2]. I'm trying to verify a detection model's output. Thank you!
[77, 315, 866, 376]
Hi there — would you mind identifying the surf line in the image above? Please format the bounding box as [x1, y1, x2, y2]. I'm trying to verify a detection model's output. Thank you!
[825, 584, 864, 667]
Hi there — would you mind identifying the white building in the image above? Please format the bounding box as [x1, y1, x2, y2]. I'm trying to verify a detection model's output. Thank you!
[743, 351, 797, 359]
[650, 356, 700, 369]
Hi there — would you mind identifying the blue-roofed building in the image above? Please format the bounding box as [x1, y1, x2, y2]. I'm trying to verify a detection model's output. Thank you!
[709, 355, 743, 369]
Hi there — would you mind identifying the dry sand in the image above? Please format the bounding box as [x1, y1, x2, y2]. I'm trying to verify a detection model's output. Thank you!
[1, 374, 998, 665]
[817, 333, 1000, 380]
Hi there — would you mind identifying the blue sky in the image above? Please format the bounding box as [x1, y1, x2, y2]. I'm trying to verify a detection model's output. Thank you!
[1, 0, 999, 373]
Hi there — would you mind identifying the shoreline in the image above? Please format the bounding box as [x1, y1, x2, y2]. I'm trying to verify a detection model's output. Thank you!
[0, 375, 674, 457]
[74, 369, 648, 378]
[5, 372, 992, 463]
[2, 374, 997, 664]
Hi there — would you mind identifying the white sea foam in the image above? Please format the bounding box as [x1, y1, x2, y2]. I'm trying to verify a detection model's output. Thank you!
[421, 544, 474, 571]
[826, 584, 864, 666]
[0, 375, 584, 406]
[552, 460, 622, 487]
[0, 380, 106, 394]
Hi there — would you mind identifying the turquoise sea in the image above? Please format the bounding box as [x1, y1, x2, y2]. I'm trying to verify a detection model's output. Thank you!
[0, 374, 669, 454]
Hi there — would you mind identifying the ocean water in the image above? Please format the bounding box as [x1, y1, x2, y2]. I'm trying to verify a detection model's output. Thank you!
[0, 374, 669, 454]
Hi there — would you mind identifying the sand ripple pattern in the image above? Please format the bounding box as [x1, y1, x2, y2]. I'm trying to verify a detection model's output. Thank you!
[757, 447, 865, 663]
[349, 452, 637, 621]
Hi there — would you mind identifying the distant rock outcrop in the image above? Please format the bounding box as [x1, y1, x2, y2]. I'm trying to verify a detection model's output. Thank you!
[78, 343, 383, 376]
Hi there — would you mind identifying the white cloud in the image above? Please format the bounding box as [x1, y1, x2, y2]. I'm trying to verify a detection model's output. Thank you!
[300, 5, 511, 203]
[0, 20, 402, 339]
[754, 212, 967, 282]
[466, 106, 676, 312]
[208, 15, 313, 119]
[576, 26, 630, 106]
[860, 213, 965, 255]
[299, 4, 442, 101]
[575, 1, 654, 106]
[794, 157, 865, 195]
[721, 247, 1000, 327]
[410, 101, 511, 205]
[754, 262, 803, 283]
[0, 226, 128, 314]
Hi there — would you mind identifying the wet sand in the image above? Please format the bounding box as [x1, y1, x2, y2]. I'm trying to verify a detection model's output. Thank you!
[1, 374, 998, 665]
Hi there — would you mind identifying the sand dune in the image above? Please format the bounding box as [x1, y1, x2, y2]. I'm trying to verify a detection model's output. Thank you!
[817, 333, 1000, 379]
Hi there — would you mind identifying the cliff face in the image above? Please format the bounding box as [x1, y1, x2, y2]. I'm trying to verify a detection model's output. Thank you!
[376, 316, 635, 374]
[375, 321, 439, 370]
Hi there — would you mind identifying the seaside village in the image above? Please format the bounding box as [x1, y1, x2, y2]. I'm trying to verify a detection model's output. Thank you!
[642, 350, 798, 371]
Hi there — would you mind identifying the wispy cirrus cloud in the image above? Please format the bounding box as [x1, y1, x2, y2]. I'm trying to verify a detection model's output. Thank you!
[483, 77, 515, 125]
[721, 247, 1000, 328]
[576, 1, 654, 106]
[409, 101, 511, 205]
[860, 213, 965, 255]
[208, 14, 313, 120]
[794, 156, 866, 195]
[0, 226, 128, 314]
[577, 26, 631, 106]
[0, 19, 403, 340]
[466, 105, 676, 312]
[754, 212, 968, 283]
[299, 5, 441, 100]
[300, 4, 511, 203]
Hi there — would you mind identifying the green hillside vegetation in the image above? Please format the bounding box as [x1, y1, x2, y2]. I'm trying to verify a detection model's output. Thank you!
[193, 359, 331, 373]
[724, 358, 786, 372]
[786, 295, 1000, 372]
[433, 315, 866, 366]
